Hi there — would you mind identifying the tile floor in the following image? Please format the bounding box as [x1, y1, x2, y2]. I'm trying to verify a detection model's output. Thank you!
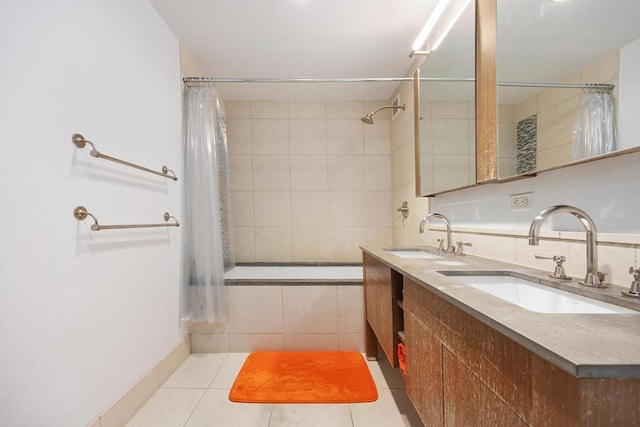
[126, 353, 424, 427]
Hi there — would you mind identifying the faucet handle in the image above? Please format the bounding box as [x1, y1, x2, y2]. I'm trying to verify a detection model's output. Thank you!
[455, 241, 472, 256]
[535, 253, 564, 262]
[623, 267, 640, 298]
[436, 238, 445, 252]
[535, 254, 569, 280]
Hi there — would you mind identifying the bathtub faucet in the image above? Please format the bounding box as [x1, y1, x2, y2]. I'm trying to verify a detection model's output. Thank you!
[419, 213, 455, 253]
[528, 205, 605, 288]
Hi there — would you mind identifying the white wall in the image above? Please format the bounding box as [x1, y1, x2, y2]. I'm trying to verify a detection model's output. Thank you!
[0, 1, 183, 426]
[619, 37, 640, 150]
[430, 150, 640, 233]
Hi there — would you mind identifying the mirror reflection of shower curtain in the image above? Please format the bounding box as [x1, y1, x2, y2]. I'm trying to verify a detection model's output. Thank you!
[181, 84, 235, 325]
[572, 91, 616, 160]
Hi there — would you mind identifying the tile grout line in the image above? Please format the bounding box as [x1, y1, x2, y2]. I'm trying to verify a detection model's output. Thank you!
[181, 387, 209, 427]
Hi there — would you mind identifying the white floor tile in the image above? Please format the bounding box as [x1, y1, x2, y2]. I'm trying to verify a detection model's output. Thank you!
[269, 404, 353, 427]
[350, 389, 424, 427]
[209, 353, 250, 389]
[366, 357, 406, 390]
[126, 352, 424, 427]
[125, 388, 205, 427]
[163, 353, 229, 389]
[185, 389, 273, 427]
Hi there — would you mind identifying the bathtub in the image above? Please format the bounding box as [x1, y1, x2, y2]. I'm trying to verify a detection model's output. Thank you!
[224, 264, 363, 286]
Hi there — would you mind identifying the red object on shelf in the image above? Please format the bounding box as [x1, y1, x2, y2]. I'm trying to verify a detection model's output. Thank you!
[397, 342, 406, 376]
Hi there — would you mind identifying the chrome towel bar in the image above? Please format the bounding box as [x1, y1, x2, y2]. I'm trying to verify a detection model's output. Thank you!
[73, 206, 179, 231]
[72, 133, 178, 181]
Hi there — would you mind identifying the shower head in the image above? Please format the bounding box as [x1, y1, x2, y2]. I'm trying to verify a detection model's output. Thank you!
[360, 114, 374, 125]
[360, 104, 406, 125]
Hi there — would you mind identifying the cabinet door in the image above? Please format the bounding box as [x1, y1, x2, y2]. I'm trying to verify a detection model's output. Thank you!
[363, 254, 395, 365]
[443, 349, 527, 427]
[405, 311, 443, 426]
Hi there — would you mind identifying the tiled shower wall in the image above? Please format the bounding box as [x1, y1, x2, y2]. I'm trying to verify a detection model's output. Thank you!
[226, 100, 394, 263]
[390, 80, 430, 246]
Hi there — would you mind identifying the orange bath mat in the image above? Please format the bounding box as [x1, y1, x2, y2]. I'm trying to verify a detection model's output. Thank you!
[229, 351, 378, 403]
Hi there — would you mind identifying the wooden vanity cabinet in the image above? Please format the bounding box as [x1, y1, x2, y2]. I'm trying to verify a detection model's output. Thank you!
[363, 253, 403, 366]
[403, 276, 640, 427]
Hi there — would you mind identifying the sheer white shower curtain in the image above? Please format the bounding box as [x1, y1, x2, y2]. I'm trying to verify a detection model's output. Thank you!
[572, 91, 616, 160]
[181, 84, 234, 325]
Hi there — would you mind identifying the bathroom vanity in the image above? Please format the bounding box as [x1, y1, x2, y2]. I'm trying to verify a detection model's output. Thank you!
[362, 246, 640, 426]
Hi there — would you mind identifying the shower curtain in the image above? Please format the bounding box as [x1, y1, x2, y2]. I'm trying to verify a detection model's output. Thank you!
[572, 91, 616, 160]
[181, 84, 234, 325]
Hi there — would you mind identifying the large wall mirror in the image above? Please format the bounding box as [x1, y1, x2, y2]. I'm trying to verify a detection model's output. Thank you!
[496, 0, 640, 180]
[415, 2, 475, 197]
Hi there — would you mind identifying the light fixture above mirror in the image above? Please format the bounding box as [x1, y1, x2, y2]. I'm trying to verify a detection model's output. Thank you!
[410, 0, 473, 57]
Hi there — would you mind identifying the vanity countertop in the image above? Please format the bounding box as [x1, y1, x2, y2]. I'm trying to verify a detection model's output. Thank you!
[361, 245, 640, 379]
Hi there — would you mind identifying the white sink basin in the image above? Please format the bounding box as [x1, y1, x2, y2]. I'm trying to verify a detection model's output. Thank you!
[384, 248, 443, 259]
[441, 273, 635, 314]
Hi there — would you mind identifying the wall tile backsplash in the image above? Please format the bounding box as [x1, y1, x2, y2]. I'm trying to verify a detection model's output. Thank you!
[226, 100, 393, 262]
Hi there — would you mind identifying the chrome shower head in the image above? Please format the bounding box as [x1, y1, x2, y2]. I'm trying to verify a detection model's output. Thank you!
[360, 104, 406, 125]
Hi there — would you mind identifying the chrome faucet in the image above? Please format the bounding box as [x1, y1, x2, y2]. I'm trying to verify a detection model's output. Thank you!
[419, 213, 455, 253]
[528, 205, 605, 288]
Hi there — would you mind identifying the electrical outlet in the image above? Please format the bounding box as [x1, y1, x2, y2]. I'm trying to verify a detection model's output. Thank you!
[510, 192, 533, 209]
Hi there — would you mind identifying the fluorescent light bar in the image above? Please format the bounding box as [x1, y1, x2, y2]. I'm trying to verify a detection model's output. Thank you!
[411, 0, 472, 54]
[412, 0, 451, 52]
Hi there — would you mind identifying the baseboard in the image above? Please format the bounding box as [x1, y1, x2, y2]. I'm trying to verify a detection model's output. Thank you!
[88, 335, 191, 427]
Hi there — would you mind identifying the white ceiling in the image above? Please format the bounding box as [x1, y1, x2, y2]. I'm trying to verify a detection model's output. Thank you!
[148, 0, 640, 101]
[148, 0, 436, 100]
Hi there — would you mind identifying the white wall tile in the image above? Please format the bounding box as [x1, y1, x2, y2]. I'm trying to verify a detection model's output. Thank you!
[228, 286, 283, 333]
[337, 286, 364, 334]
[231, 191, 254, 226]
[365, 119, 391, 154]
[226, 118, 252, 155]
[366, 227, 393, 248]
[290, 155, 328, 191]
[327, 119, 365, 155]
[291, 192, 329, 227]
[365, 192, 392, 227]
[190, 334, 230, 353]
[291, 227, 333, 261]
[253, 192, 291, 227]
[224, 100, 251, 119]
[283, 286, 338, 333]
[233, 227, 255, 262]
[283, 334, 340, 351]
[229, 334, 285, 352]
[328, 192, 366, 227]
[327, 101, 364, 118]
[289, 101, 327, 118]
[229, 155, 253, 191]
[365, 155, 391, 191]
[328, 155, 365, 191]
[255, 227, 293, 261]
[251, 100, 289, 118]
[327, 227, 367, 262]
[289, 119, 327, 155]
[432, 100, 469, 118]
[338, 334, 365, 352]
[252, 155, 291, 191]
[251, 119, 289, 154]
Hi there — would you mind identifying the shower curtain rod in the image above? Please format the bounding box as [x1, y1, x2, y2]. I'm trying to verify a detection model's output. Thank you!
[183, 77, 614, 91]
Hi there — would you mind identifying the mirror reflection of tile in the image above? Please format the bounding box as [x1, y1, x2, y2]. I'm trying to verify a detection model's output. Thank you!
[517, 115, 537, 174]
